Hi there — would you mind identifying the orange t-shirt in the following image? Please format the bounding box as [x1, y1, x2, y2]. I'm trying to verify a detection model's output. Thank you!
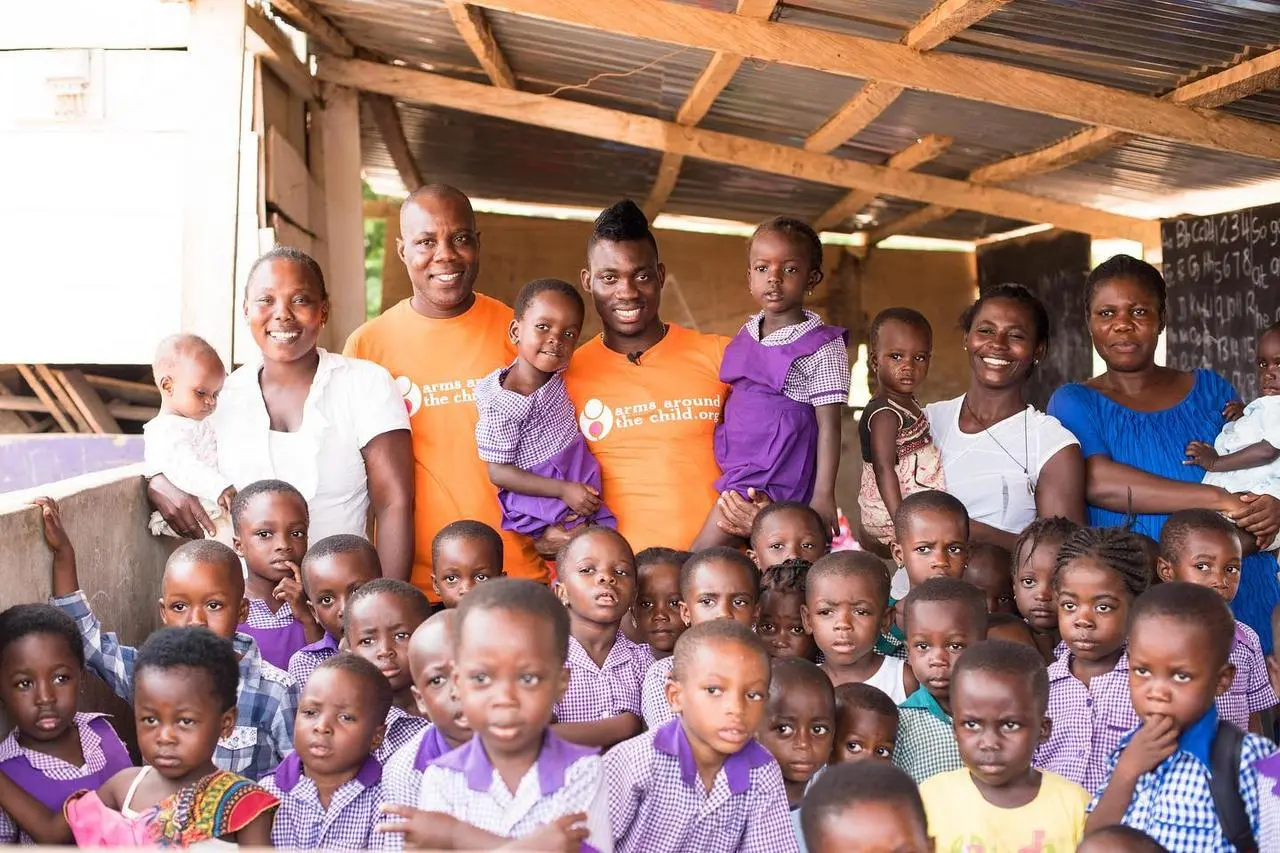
[564, 324, 730, 552]
[343, 295, 546, 589]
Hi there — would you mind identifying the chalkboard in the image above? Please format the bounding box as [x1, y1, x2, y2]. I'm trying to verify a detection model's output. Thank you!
[1163, 201, 1280, 400]
[976, 230, 1092, 410]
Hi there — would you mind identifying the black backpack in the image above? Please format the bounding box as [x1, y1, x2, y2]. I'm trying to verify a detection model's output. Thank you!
[1210, 722, 1258, 853]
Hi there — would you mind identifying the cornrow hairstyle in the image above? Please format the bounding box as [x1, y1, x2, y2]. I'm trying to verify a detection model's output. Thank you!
[313, 652, 394, 723]
[959, 283, 1050, 348]
[166, 539, 244, 596]
[1012, 516, 1081, 574]
[229, 478, 308, 530]
[760, 558, 812, 597]
[750, 216, 823, 275]
[749, 501, 828, 548]
[247, 245, 328, 300]
[1085, 254, 1167, 324]
[954, 639, 1050, 709]
[588, 199, 657, 257]
[834, 681, 899, 723]
[1159, 508, 1241, 563]
[344, 578, 432, 634]
[454, 578, 570, 662]
[1052, 526, 1153, 598]
[0, 604, 85, 669]
[892, 489, 970, 540]
[431, 520, 504, 568]
[869, 307, 933, 351]
[1130, 582, 1236, 669]
[800, 762, 927, 851]
[555, 524, 635, 568]
[135, 627, 239, 713]
[806, 551, 890, 607]
[671, 619, 769, 683]
[512, 277, 585, 321]
[635, 547, 692, 572]
[679, 547, 761, 601]
[902, 577, 988, 636]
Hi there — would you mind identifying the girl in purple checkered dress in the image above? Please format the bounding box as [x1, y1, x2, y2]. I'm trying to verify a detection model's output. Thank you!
[475, 278, 615, 540]
[693, 218, 849, 550]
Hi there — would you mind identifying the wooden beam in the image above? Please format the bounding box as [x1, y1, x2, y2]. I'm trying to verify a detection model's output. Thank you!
[363, 198, 401, 218]
[52, 369, 123, 434]
[84, 374, 162, 406]
[364, 92, 424, 193]
[0, 395, 157, 422]
[1170, 47, 1280, 110]
[267, 0, 354, 57]
[813, 134, 952, 230]
[319, 83, 370, 346]
[33, 366, 91, 433]
[643, 152, 685, 220]
[445, 2, 518, 89]
[904, 0, 1013, 51]
[245, 4, 317, 102]
[317, 57, 1157, 240]
[867, 206, 957, 244]
[464, 0, 1280, 161]
[805, 82, 905, 155]
[15, 365, 76, 433]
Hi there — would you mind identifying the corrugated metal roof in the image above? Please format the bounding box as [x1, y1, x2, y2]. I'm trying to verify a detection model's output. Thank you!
[665, 159, 852, 223]
[777, 0, 935, 41]
[701, 62, 866, 145]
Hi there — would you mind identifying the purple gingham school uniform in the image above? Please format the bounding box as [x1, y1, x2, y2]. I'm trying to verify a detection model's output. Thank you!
[374, 705, 429, 763]
[641, 655, 676, 730]
[603, 718, 798, 853]
[418, 730, 612, 851]
[1034, 645, 1138, 793]
[1218, 621, 1278, 730]
[237, 597, 309, 672]
[738, 310, 851, 407]
[554, 634, 655, 724]
[380, 725, 459, 851]
[260, 752, 387, 850]
[287, 632, 339, 689]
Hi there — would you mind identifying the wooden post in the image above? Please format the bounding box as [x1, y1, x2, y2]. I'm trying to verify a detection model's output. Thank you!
[181, 0, 247, 365]
[317, 83, 367, 347]
[381, 215, 413, 312]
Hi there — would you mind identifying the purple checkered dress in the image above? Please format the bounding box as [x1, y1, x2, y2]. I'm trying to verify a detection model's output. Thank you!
[380, 726, 460, 850]
[474, 364, 615, 537]
[641, 656, 676, 730]
[554, 633, 655, 724]
[374, 705, 429, 763]
[238, 597, 309, 672]
[740, 310, 851, 407]
[1034, 646, 1138, 794]
[604, 718, 798, 853]
[418, 731, 612, 851]
[1218, 621, 1278, 730]
[260, 753, 387, 849]
[287, 632, 339, 690]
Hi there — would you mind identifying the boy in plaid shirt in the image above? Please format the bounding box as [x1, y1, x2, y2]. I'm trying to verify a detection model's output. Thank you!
[39, 498, 296, 780]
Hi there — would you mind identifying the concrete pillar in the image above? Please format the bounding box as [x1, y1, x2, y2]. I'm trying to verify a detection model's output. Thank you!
[317, 82, 366, 348]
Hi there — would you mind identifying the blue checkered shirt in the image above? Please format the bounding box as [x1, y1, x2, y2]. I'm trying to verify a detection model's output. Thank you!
[52, 590, 298, 779]
[260, 753, 388, 849]
[287, 632, 339, 689]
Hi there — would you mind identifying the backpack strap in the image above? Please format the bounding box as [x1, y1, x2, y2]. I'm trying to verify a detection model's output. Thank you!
[1210, 721, 1258, 853]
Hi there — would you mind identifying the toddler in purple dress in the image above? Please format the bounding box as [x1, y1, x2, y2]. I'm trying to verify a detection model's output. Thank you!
[694, 218, 849, 549]
[476, 278, 615, 539]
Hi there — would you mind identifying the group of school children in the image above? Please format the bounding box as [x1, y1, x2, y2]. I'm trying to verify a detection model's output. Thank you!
[5, 203, 1280, 853]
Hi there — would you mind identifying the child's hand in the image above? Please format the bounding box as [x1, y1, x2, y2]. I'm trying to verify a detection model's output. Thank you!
[217, 486, 237, 516]
[810, 493, 839, 539]
[1267, 654, 1280, 698]
[1223, 400, 1246, 421]
[1184, 440, 1220, 471]
[560, 482, 602, 516]
[1116, 714, 1178, 779]
[518, 813, 590, 852]
[32, 497, 73, 557]
[273, 563, 306, 609]
[375, 804, 451, 848]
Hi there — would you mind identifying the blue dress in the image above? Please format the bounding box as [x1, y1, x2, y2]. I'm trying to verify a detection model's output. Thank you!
[1049, 369, 1280, 652]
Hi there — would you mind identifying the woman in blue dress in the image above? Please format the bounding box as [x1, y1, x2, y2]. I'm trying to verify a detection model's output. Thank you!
[1049, 255, 1280, 650]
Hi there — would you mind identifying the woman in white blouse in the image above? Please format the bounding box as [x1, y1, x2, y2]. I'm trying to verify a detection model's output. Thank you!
[925, 284, 1086, 551]
[148, 247, 415, 579]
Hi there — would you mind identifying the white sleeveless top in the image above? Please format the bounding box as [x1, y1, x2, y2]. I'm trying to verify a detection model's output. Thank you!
[864, 654, 908, 703]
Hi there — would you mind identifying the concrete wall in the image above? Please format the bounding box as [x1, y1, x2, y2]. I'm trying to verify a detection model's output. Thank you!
[0, 435, 144, 492]
[0, 465, 175, 750]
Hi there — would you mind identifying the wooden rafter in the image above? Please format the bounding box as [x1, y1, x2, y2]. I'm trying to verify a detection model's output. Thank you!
[267, 0, 354, 56]
[317, 56, 1159, 241]
[813, 134, 952, 231]
[642, 0, 776, 219]
[445, 2, 518, 89]
[364, 93, 424, 192]
[462, 0, 1280, 161]
[867, 206, 957, 244]
[246, 3, 318, 101]
[904, 0, 1013, 51]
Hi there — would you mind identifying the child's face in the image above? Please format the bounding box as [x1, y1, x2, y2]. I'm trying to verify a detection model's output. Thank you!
[555, 531, 636, 629]
[233, 491, 309, 585]
[1056, 559, 1130, 664]
[1014, 540, 1060, 633]
[509, 289, 584, 374]
[756, 590, 817, 660]
[453, 607, 568, 761]
[304, 551, 380, 639]
[748, 509, 826, 568]
[871, 319, 932, 398]
[159, 558, 247, 639]
[633, 560, 684, 655]
[905, 601, 984, 709]
[1128, 615, 1233, 731]
[0, 633, 82, 745]
[1258, 328, 1280, 396]
[161, 352, 226, 421]
[345, 592, 424, 693]
[802, 572, 887, 668]
[667, 638, 770, 759]
[678, 560, 759, 628]
[757, 678, 834, 789]
[832, 705, 896, 764]
[747, 229, 819, 318]
[295, 666, 385, 775]
[134, 667, 235, 782]
[962, 550, 1015, 615]
[1157, 529, 1242, 603]
[951, 668, 1048, 789]
[432, 536, 502, 609]
[408, 619, 470, 746]
[892, 509, 968, 587]
[808, 801, 934, 853]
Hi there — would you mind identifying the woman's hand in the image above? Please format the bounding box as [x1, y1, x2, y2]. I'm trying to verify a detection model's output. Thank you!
[147, 475, 214, 538]
[809, 492, 839, 540]
[534, 523, 575, 559]
[1233, 492, 1280, 549]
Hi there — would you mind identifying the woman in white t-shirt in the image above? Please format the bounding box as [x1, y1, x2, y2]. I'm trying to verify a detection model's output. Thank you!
[147, 248, 414, 579]
[926, 285, 1085, 551]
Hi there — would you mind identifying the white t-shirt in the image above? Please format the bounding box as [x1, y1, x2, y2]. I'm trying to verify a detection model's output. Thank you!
[211, 348, 410, 544]
[864, 654, 908, 704]
[925, 396, 1078, 534]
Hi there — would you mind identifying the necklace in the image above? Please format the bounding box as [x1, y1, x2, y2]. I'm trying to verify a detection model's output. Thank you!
[962, 397, 1036, 497]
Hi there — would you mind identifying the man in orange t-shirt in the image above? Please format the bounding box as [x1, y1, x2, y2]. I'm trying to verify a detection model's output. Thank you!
[344, 185, 545, 590]
[561, 200, 738, 553]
